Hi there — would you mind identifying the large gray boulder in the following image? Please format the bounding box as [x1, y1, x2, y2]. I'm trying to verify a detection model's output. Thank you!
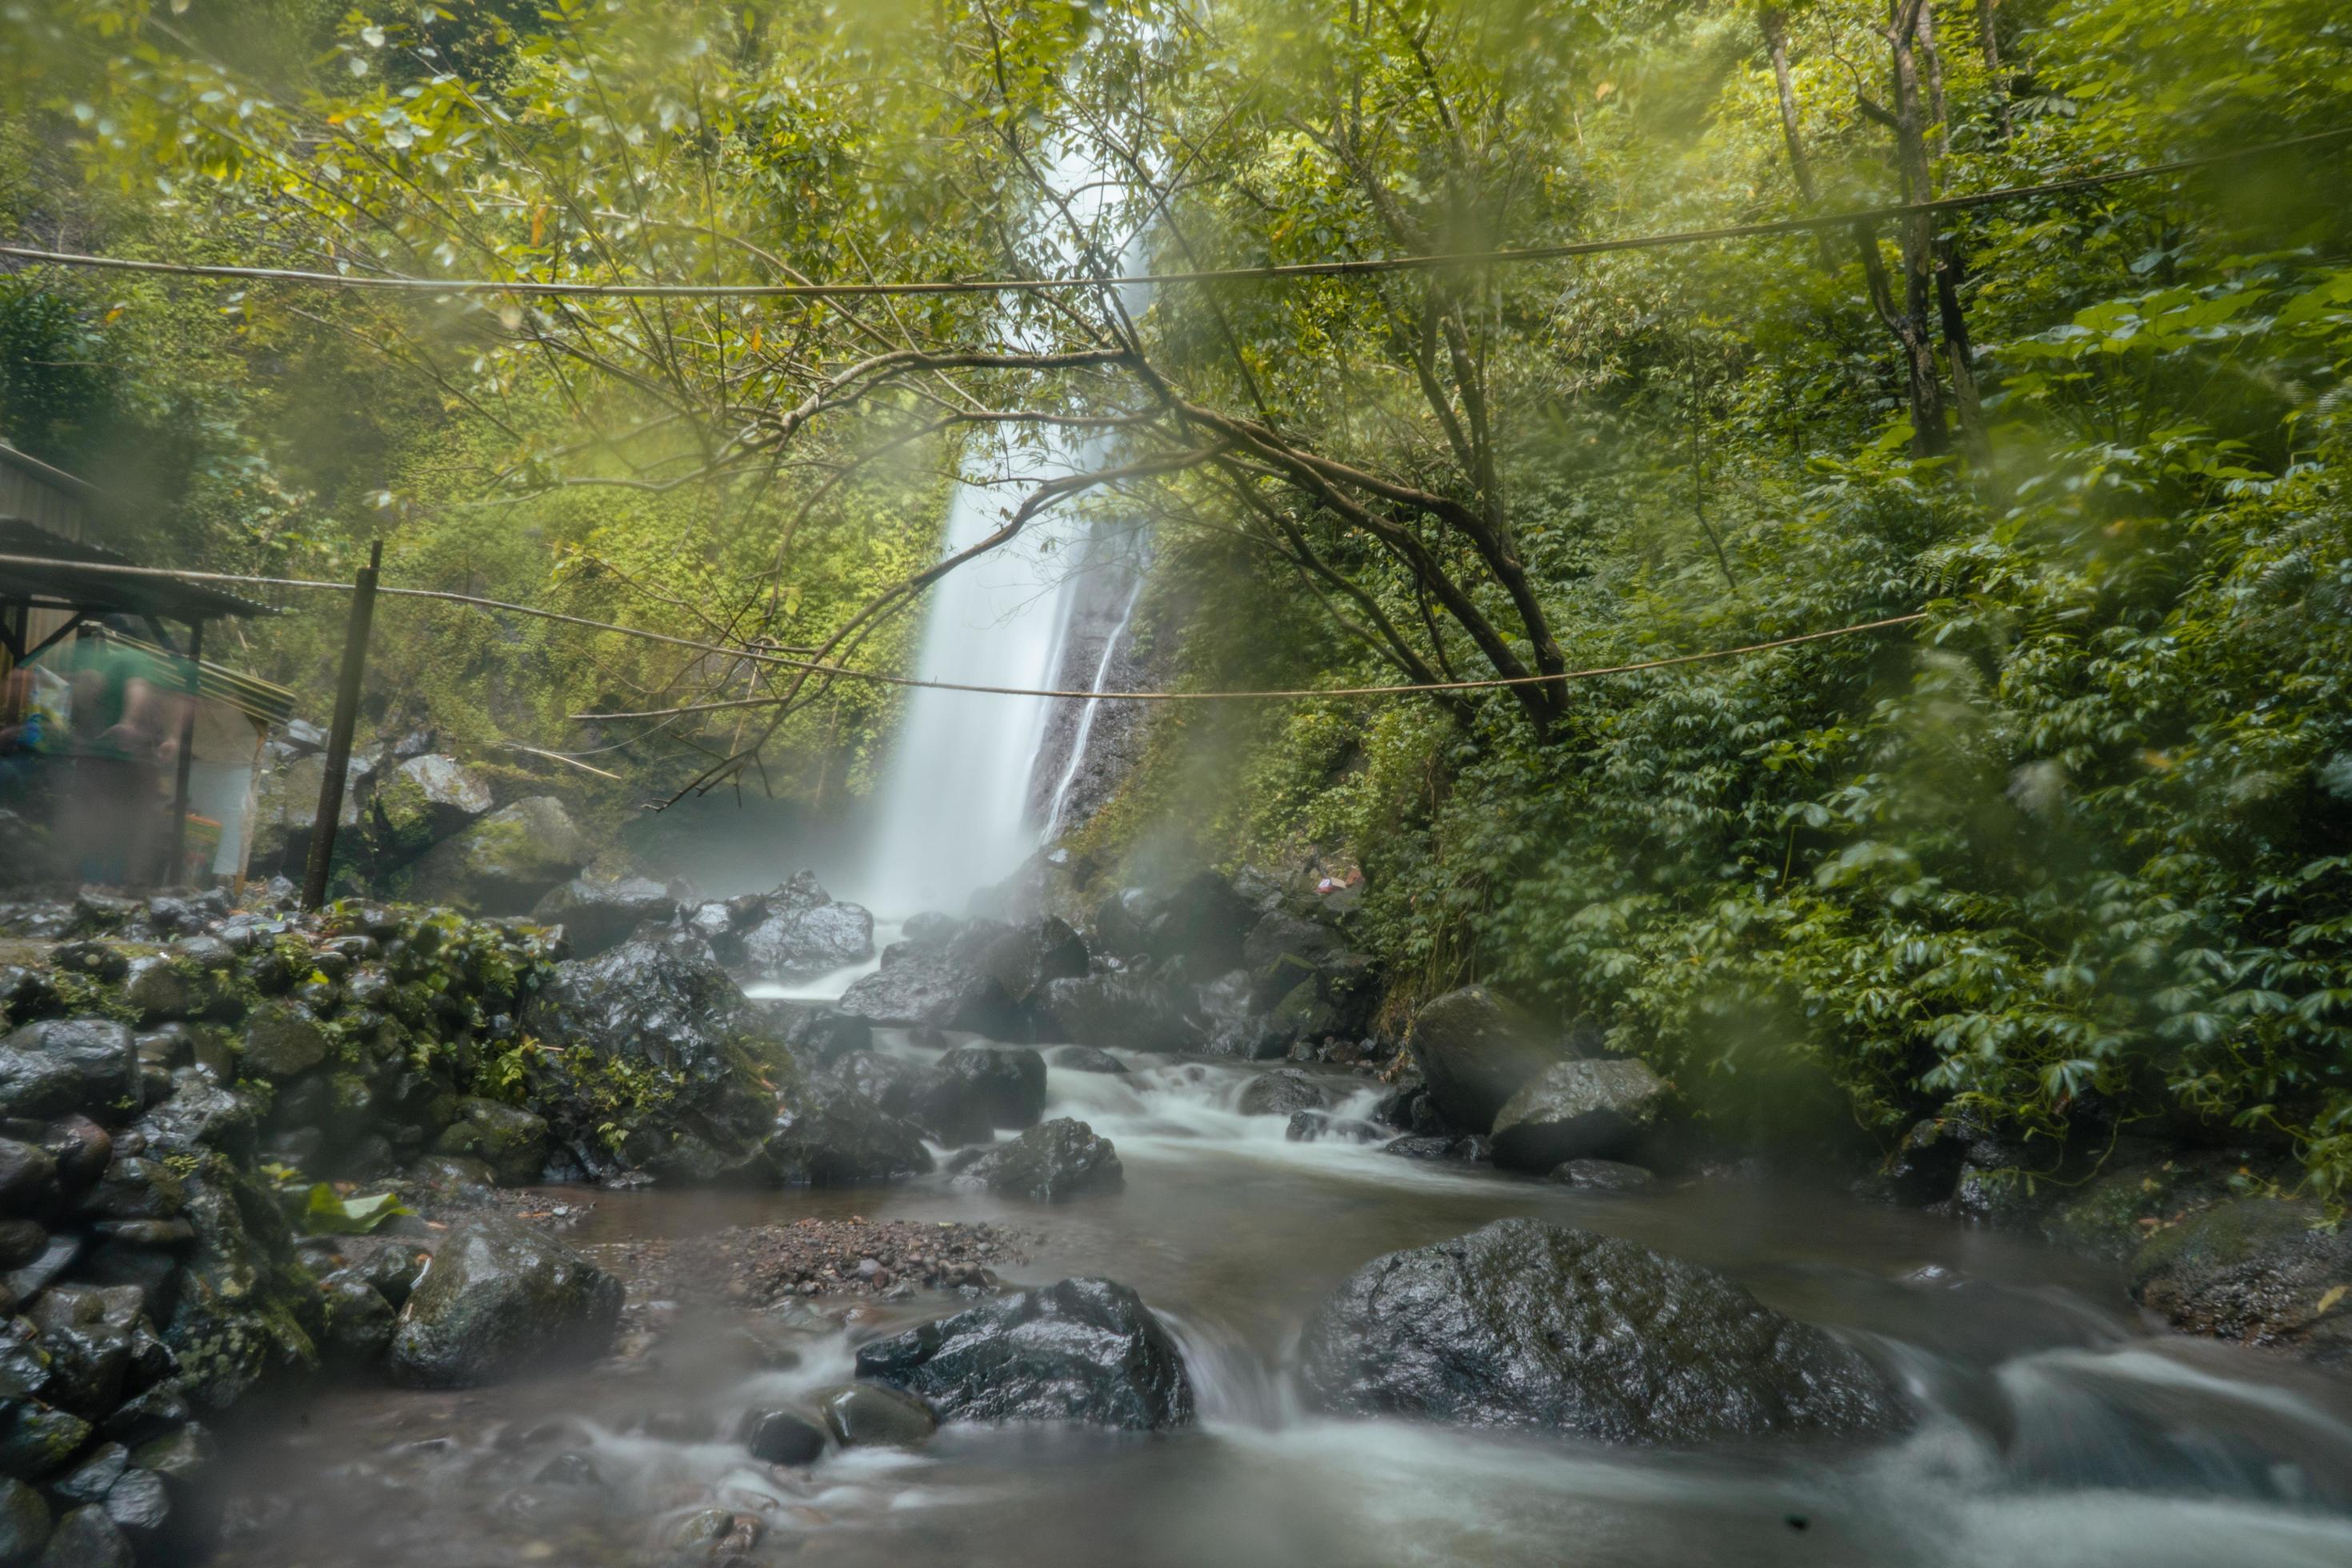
[763, 1079, 934, 1186]
[1297, 1218, 1906, 1443]
[1487, 1058, 1673, 1172]
[520, 927, 778, 1182]
[2128, 1199, 2352, 1366]
[1406, 987, 1565, 1132]
[948, 1118, 1122, 1202]
[926, 1046, 1046, 1132]
[736, 871, 875, 982]
[402, 796, 592, 914]
[387, 1216, 622, 1388]
[0, 1021, 137, 1122]
[836, 950, 1026, 1036]
[529, 876, 676, 960]
[370, 753, 494, 860]
[1034, 972, 1206, 1054]
[854, 1278, 1191, 1430]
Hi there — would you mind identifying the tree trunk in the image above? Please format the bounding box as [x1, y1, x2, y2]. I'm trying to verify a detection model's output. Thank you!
[1915, 0, 1950, 158]
[1761, 10, 1818, 203]
[1979, 0, 2012, 140]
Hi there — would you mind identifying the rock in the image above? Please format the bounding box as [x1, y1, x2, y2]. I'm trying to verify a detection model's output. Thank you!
[0, 1402, 88, 1480]
[529, 878, 676, 960]
[0, 1476, 45, 1565]
[432, 1098, 550, 1187]
[386, 1216, 622, 1388]
[854, 1278, 1192, 1430]
[1049, 1046, 1126, 1074]
[763, 1080, 934, 1186]
[925, 1047, 1046, 1132]
[0, 1021, 137, 1122]
[0, 1143, 55, 1218]
[737, 1408, 826, 1466]
[33, 1506, 127, 1568]
[968, 918, 1089, 1006]
[1547, 1158, 1658, 1194]
[48, 1442, 125, 1506]
[134, 1078, 259, 1165]
[738, 874, 874, 982]
[1235, 1069, 1330, 1118]
[1297, 1218, 1905, 1442]
[949, 1118, 1122, 1202]
[836, 950, 1026, 1037]
[1135, 872, 1256, 973]
[1406, 987, 1567, 1133]
[1486, 1058, 1672, 1172]
[2128, 1199, 2352, 1365]
[781, 1009, 870, 1068]
[1380, 1134, 1490, 1162]
[371, 754, 494, 858]
[98, 1466, 168, 1544]
[119, 958, 204, 1026]
[319, 1272, 398, 1366]
[407, 1154, 497, 1197]
[521, 927, 779, 1182]
[534, 1451, 601, 1487]
[1034, 972, 1206, 1054]
[402, 796, 592, 915]
[239, 1004, 328, 1078]
[0, 1225, 44, 1272]
[810, 1383, 936, 1449]
[1284, 1110, 1384, 1145]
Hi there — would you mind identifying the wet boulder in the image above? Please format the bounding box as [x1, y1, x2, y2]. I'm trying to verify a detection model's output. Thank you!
[1296, 1218, 1906, 1443]
[1405, 988, 1565, 1133]
[763, 1080, 934, 1186]
[836, 949, 1026, 1037]
[965, 918, 1089, 1007]
[386, 1215, 622, 1388]
[521, 927, 779, 1182]
[0, 1475, 45, 1563]
[1486, 1058, 1672, 1172]
[370, 754, 494, 861]
[949, 1118, 1122, 1202]
[0, 1021, 138, 1122]
[2128, 1199, 2352, 1366]
[737, 872, 874, 983]
[1134, 872, 1256, 974]
[34, 1506, 128, 1568]
[1049, 1045, 1126, 1074]
[811, 1382, 936, 1449]
[737, 1408, 826, 1466]
[402, 796, 592, 915]
[432, 1098, 550, 1187]
[854, 1277, 1192, 1430]
[782, 1008, 871, 1068]
[1034, 972, 1206, 1054]
[1234, 1068, 1330, 1118]
[529, 877, 676, 960]
[239, 1004, 328, 1079]
[925, 1046, 1047, 1132]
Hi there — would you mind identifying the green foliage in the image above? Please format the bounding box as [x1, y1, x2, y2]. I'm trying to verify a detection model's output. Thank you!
[298, 1182, 408, 1235]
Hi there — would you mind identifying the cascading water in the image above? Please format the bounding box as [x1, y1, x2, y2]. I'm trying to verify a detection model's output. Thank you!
[858, 154, 1149, 917]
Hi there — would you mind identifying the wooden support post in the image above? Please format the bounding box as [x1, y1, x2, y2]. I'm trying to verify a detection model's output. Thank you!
[302, 541, 382, 911]
[164, 617, 203, 886]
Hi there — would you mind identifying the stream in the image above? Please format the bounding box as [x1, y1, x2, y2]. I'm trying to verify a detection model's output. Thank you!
[214, 1034, 2352, 1567]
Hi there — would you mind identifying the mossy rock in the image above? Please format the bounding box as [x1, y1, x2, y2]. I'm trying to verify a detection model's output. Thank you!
[2129, 1198, 2352, 1365]
[433, 1098, 550, 1186]
[242, 1003, 328, 1078]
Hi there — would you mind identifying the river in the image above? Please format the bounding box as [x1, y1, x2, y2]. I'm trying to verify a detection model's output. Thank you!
[218, 1031, 2352, 1567]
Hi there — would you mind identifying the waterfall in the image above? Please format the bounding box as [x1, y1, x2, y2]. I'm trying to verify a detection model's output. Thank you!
[1040, 573, 1145, 842]
[857, 151, 1146, 917]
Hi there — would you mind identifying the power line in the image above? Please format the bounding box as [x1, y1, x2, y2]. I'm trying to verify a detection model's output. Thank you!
[0, 549, 1924, 706]
[2, 129, 2343, 302]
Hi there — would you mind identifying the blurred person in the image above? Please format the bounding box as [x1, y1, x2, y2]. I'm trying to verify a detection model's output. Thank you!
[50, 622, 182, 886]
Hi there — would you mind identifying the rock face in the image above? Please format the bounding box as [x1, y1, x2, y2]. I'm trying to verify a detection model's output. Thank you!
[528, 877, 676, 959]
[1487, 1058, 1671, 1172]
[854, 1278, 1193, 1430]
[1296, 1218, 1905, 1443]
[402, 796, 592, 914]
[949, 1118, 1123, 1202]
[836, 950, 1025, 1037]
[2128, 1200, 2352, 1366]
[386, 1216, 622, 1388]
[520, 927, 778, 1182]
[737, 872, 875, 982]
[1406, 987, 1564, 1132]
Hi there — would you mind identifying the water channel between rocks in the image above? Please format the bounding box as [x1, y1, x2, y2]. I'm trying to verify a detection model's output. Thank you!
[218, 1035, 2352, 1568]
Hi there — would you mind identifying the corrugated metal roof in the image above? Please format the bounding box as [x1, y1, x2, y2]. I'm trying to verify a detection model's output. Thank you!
[86, 623, 297, 729]
[0, 518, 276, 622]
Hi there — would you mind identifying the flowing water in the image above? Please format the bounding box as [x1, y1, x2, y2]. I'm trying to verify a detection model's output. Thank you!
[221, 1038, 2352, 1567]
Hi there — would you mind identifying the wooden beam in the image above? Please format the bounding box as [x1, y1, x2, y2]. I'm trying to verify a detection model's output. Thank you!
[164, 617, 203, 886]
[302, 542, 382, 910]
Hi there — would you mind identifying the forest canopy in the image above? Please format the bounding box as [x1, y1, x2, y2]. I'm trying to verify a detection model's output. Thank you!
[2, 0, 2350, 1197]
